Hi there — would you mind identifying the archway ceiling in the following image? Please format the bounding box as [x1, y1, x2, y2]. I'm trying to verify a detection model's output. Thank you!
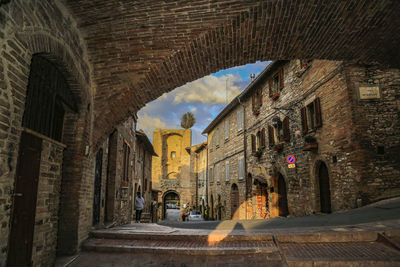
[65, 0, 400, 146]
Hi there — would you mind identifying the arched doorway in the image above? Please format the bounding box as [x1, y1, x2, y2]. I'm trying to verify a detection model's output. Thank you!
[230, 184, 239, 220]
[318, 162, 332, 213]
[7, 54, 78, 266]
[278, 173, 289, 217]
[217, 195, 222, 220]
[163, 191, 180, 221]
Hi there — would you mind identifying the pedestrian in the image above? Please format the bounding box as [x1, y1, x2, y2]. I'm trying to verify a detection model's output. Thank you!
[135, 192, 144, 223]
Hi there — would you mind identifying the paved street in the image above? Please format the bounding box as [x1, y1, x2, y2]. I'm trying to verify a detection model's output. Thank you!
[164, 208, 180, 222]
[59, 198, 400, 266]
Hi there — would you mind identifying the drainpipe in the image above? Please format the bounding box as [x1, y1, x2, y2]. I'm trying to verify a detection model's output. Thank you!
[202, 133, 209, 209]
[237, 97, 248, 219]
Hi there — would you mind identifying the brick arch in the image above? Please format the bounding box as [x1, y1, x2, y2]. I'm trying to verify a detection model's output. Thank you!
[13, 31, 94, 256]
[68, 0, 400, 147]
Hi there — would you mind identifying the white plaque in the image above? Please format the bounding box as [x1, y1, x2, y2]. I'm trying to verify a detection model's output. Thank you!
[359, 86, 380, 100]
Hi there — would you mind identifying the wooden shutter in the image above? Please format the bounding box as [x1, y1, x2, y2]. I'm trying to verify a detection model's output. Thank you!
[314, 97, 322, 128]
[258, 88, 263, 106]
[251, 134, 256, 153]
[301, 107, 308, 134]
[268, 125, 275, 146]
[279, 68, 284, 90]
[261, 128, 266, 147]
[252, 95, 255, 111]
[268, 79, 273, 97]
[282, 117, 290, 142]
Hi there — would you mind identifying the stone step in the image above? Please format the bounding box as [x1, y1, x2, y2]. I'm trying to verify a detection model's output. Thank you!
[82, 238, 278, 256]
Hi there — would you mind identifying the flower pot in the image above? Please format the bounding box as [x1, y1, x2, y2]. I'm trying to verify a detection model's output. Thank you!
[303, 142, 318, 151]
[253, 110, 260, 115]
[271, 93, 280, 100]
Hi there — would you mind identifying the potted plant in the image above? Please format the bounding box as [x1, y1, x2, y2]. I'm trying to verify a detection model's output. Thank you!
[303, 135, 318, 151]
[253, 106, 260, 115]
[271, 92, 280, 100]
[273, 142, 284, 152]
[254, 147, 263, 157]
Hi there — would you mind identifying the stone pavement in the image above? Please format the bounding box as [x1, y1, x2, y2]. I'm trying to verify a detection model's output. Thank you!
[61, 198, 400, 266]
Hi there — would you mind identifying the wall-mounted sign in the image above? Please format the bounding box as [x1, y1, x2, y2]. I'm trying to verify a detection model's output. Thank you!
[358, 86, 380, 100]
[288, 164, 296, 169]
[286, 155, 296, 164]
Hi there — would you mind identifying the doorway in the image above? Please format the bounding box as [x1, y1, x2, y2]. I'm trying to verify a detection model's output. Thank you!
[318, 162, 332, 213]
[7, 132, 42, 267]
[210, 194, 214, 220]
[230, 184, 239, 220]
[278, 173, 289, 217]
[92, 149, 103, 226]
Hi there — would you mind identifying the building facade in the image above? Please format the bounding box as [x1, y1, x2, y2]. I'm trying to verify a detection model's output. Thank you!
[152, 129, 194, 220]
[203, 59, 400, 221]
[134, 130, 158, 222]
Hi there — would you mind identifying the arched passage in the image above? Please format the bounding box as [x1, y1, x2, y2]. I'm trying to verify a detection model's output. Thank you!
[318, 161, 332, 214]
[163, 191, 180, 221]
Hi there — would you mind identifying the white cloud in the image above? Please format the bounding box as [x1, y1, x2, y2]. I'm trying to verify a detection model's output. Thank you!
[137, 113, 167, 136]
[173, 74, 242, 104]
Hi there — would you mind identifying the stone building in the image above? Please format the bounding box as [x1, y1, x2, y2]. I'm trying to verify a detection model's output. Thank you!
[203, 59, 400, 220]
[187, 142, 208, 213]
[134, 130, 158, 222]
[151, 129, 193, 220]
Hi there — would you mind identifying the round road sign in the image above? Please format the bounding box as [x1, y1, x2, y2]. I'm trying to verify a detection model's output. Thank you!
[286, 155, 296, 164]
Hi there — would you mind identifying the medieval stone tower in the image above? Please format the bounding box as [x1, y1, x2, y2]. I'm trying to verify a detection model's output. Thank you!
[152, 129, 194, 219]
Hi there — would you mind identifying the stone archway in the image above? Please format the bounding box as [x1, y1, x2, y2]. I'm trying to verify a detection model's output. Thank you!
[162, 191, 180, 221]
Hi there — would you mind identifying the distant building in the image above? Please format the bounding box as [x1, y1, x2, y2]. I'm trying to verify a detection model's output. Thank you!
[135, 130, 158, 222]
[152, 129, 193, 220]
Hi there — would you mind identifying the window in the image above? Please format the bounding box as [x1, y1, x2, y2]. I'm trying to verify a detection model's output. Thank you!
[251, 128, 266, 153]
[225, 161, 229, 181]
[209, 135, 213, 151]
[238, 157, 244, 180]
[268, 68, 284, 97]
[171, 151, 176, 159]
[209, 167, 213, 182]
[267, 117, 291, 146]
[216, 129, 219, 146]
[237, 110, 243, 131]
[122, 141, 130, 182]
[217, 165, 220, 182]
[252, 88, 263, 111]
[225, 120, 229, 140]
[301, 97, 322, 133]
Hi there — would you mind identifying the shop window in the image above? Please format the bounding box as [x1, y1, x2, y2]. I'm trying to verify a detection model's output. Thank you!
[301, 97, 322, 134]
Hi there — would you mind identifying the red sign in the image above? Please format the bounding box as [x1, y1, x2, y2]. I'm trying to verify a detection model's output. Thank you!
[286, 155, 296, 164]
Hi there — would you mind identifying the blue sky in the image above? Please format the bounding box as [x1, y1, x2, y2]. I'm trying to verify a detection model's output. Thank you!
[137, 61, 271, 145]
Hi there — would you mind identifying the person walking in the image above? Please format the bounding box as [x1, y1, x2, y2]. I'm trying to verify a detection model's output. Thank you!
[135, 192, 144, 223]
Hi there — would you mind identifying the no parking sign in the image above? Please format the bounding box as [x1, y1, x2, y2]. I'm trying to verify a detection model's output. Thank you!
[286, 155, 296, 164]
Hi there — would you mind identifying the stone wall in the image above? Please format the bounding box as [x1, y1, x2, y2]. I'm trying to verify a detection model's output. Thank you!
[0, 0, 93, 264]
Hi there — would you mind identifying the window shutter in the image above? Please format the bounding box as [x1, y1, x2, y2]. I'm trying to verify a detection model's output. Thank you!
[258, 88, 263, 106]
[283, 117, 290, 142]
[252, 95, 255, 111]
[251, 134, 256, 153]
[268, 125, 275, 146]
[301, 107, 308, 134]
[279, 68, 284, 90]
[225, 161, 229, 181]
[268, 79, 273, 97]
[237, 110, 243, 131]
[261, 128, 266, 147]
[314, 97, 322, 128]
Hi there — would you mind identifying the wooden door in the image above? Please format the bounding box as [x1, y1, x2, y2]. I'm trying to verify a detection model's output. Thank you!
[230, 184, 239, 220]
[7, 131, 42, 267]
[278, 174, 289, 217]
[92, 149, 103, 226]
[319, 162, 332, 213]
